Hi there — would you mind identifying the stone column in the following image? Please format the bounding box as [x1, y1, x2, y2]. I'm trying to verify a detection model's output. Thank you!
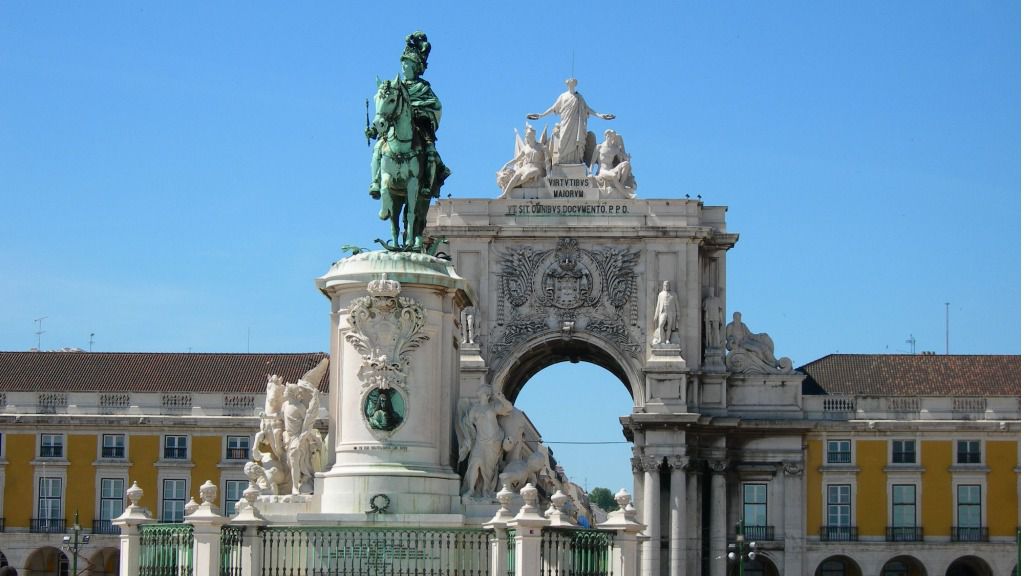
[184, 480, 229, 576]
[508, 484, 550, 576]
[685, 462, 700, 575]
[669, 455, 688, 576]
[709, 459, 729, 576]
[782, 463, 804, 576]
[630, 455, 644, 519]
[641, 456, 661, 576]
[230, 482, 266, 576]
[598, 489, 645, 576]
[111, 481, 154, 576]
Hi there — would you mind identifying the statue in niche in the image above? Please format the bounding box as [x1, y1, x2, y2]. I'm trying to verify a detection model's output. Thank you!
[496, 124, 550, 197]
[591, 129, 636, 198]
[724, 311, 794, 374]
[527, 78, 615, 166]
[365, 388, 405, 432]
[249, 359, 328, 495]
[456, 384, 514, 498]
[703, 292, 724, 349]
[651, 281, 678, 345]
[461, 306, 478, 345]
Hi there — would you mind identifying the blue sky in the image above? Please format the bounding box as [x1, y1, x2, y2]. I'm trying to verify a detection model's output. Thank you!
[1, 2, 1019, 493]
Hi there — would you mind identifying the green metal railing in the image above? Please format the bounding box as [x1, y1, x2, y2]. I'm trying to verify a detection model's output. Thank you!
[259, 526, 491, 575]
[506, 529, 517, 576]
[540, 527, 612, 576]
[220, 525, 244, 576]
[140, 523, 194, 576]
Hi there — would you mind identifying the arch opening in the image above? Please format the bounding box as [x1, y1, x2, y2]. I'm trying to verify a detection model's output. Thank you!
[728, 555, 780, 576]
[881, 555, 927, 576]
[496, 334, 637, 403]
[87, 548, 120, 576]
[24, 546, 69, 576]
[815, 555, 863, 576]
[944, 556, 993, 576]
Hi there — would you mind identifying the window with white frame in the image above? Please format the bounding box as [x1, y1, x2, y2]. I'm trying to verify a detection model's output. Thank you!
[226, 436, 250, 460]
[826, 484, 851, 526]
[742, 483, 767, 526]
[891, 440, 916, 464]
[956, 440, 981, 464]
[224, 479, 248, 516]
[891, 484, 916, 527]
[956, 484, 981, 528]
[163, 436, 187, 460]
[101, 434, 126, 459]
[161, 479, 187, 522]
[40, 434, 63, 458]
[38, 477, 62, 519]
[97, 477, 123, 522]
[826, 440, 852, 464]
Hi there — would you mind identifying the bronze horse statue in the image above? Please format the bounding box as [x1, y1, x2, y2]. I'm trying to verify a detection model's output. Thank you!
[371, 77, 432, 250]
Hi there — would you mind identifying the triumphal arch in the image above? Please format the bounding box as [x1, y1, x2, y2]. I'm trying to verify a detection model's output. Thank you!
[424, 77, 805, 576]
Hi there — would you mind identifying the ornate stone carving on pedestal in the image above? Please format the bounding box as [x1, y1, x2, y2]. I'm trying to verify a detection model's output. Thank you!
[344, 274, 429, 437]
[491, 237, 641, 362]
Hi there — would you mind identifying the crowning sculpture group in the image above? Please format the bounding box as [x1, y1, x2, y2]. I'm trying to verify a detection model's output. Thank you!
[237, 32, 794, 511]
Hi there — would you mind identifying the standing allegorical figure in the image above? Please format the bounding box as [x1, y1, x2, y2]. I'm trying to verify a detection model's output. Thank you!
[456, 384, 514, 498]
[527, 78, 615, 165]
[652, 281, 678, 345]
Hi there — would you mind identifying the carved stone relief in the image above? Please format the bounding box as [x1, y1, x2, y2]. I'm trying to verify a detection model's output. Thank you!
[490, 238, 641, 363]
[345, 274, 429, 393]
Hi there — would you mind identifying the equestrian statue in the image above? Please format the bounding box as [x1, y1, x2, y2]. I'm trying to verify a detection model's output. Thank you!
[366, 31, 450, 250]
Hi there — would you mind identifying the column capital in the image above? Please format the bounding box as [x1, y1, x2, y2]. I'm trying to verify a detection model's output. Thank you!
[781, 462, 804, 476]
[642, 455, 662, 473]
[670, 455, 689, 471]
[630, 457, 644, 473]
[708, 458, 729, 474]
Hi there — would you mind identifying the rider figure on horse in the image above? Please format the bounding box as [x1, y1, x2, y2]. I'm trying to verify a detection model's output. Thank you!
[367, 32, 450, 201]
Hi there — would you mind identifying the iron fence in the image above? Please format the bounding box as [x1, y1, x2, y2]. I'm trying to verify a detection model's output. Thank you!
[540, 527, 612, 576]
[259, 526, 491, 575]
[220, 525, 244, 576]
[140, 523, 194, 576]
[951, 526, 988, 542]
[506, 529, 516, 576]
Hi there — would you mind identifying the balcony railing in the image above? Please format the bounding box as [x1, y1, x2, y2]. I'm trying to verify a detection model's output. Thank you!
[886, 526, 923, 542]
[956, 452, 982, 464]
[0, 517, 6, 532]
[742, 525, 775, 541]
[226, 447, 249, 460]
[31, 518, 66, 533]
[101, 447, 125, 459]
[93, 519, 120, 535]
[892, 451, 916, 464]
[820, 526, 858, 541]
[163, 447, 187, 460]
[951, 526, 988, 542]
[39, 446, 63, 458]
[826, 451, 852, 464]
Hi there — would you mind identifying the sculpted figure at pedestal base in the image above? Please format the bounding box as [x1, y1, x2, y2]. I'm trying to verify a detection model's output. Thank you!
[527, 78, 615, 166]
[496, 124, 550, 198]
[249, 359, 328, 495]
[651, 281, 678, 345]
[592, 129, 636, 199]
[457, 384, 514, 498]
[724, 311, 794, 374]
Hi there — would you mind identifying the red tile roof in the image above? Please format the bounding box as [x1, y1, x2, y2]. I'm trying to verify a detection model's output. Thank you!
[800, 354, 1020, 397]
[0, 351, 329, 394]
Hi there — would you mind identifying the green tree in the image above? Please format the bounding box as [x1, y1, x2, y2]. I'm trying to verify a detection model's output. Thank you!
[588, 487, 619, 512]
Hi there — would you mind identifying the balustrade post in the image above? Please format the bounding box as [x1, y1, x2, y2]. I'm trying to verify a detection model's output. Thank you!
[484, 485, 515, 576]
[598, 489, 645, 576]
[507, 483, 550, 576]
[230, 482, 266, 576]
[184, 480, 229, 576]
[112, 481, 154, 576]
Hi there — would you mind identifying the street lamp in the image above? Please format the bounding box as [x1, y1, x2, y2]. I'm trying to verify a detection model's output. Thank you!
[727, 521, 757, 576]
[60, 510, 90, 576]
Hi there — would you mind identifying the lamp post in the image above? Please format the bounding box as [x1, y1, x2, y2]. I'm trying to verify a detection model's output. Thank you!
[727, 521, 756, 576]
[60, 510, 89, 576]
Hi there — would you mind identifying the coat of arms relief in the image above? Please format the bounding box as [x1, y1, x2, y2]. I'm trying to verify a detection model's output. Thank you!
[490, 238, 641, 363]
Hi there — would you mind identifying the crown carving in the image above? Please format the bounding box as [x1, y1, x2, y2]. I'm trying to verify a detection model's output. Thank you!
[367, 273, 401, 297]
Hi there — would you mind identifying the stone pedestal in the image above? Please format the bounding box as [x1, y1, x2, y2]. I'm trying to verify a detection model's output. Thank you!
[316, 251, 473, 515]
